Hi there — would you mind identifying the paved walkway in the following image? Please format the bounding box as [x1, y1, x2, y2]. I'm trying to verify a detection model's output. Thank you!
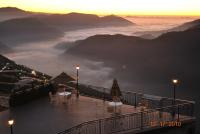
[0, 95, 137, 134]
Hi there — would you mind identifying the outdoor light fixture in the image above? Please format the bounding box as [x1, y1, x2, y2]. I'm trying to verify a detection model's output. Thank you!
[76, 65, 80, 98]
[172, 78, 180, 119]
[76, 66, 80, 70]
[8, 119, 14, 126]
[172, 79, 178, 84]
[172, 79, 179, 104]
[31, 70, 36, 76]
[8, 119, 14, 134]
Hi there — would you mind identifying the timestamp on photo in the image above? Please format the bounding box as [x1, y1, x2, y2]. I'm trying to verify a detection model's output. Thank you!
[150, 121, 182, 127]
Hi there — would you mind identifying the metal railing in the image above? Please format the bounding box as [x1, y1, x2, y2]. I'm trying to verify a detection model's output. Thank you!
[2, 80, 191, 133]
[58, 102, 195, 134]
[75, 83, 194, 109]
[59, 84, 195, 134]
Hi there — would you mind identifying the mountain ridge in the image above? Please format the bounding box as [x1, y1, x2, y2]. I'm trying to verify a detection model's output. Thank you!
[66, 24, 200, 90]
[37, 13, 134, 31]
[0, 17, 63, 45]
[0, 7, 26, 13]
[0, 7, 135, 46]
[135, 18, 200, 38]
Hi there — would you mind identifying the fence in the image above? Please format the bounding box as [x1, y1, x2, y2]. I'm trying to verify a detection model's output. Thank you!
[58, 102, 194, 134]
[57, 84, 195, 134]
[73, 83, 194, 109]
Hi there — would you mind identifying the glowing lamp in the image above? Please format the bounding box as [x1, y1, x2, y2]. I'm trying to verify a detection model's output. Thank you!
[172, 79, 178, 84]
[76, 66, 80, 70]
[31, 70, 36, 76]
[8, 119, 14, 126]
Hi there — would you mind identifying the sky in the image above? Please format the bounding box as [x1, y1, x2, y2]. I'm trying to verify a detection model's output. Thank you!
[0, 0, 200, 16]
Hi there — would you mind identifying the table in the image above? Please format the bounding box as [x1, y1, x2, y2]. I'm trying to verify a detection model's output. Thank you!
[108, 101, 123, 114]
[57, 92, 72, 104]
[58, 92, 71, 96]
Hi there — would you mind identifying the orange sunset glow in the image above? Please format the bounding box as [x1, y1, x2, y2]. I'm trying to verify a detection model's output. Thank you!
[0, 0, 200, 16]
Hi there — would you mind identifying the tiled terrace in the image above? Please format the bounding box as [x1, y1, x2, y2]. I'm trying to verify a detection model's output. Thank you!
[0, 95, 140, 134]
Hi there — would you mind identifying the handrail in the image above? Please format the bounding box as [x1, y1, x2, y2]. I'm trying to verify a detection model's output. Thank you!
[78, 83, 195, 105]
[57, 101, 195, 134]
[57, 83, 195, 134]
[122, 90, 195, 104]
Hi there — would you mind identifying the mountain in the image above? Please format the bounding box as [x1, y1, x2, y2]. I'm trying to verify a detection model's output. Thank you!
[0, 54, 52, 95]
[171, 18, 200, 31]
[37, 13, 134, 31]
[0, 17, 63, 45]
[98, 15, 134, 26]
[0, 7, 134, 29]
[0, 7, 26, 13]
[0, 54, 51, 82]
[66, 25, 200, 90]
[0, 41, 11, 53]
[134, 18, 200, 38]
[0, 7, 33, 22]
[0, 9, 134, 45]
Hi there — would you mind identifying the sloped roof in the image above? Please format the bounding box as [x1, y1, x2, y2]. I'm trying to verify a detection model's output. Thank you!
[110, 79, 122, 97]
[51, 72, 75, 85]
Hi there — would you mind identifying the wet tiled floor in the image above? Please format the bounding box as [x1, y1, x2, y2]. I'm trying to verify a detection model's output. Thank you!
[0, 95, 137, 134]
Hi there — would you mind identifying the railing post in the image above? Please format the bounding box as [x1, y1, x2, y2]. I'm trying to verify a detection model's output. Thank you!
[103, 89, 105, 102]
[99, 119, 101, 134]
[159, 99, 163, 120]
[141, 112, 143, 130]
[134, 93, 137, 108]
[171, 100, 175, 120]
[177, 105, 180, 121]
[191, 103, 194, 117]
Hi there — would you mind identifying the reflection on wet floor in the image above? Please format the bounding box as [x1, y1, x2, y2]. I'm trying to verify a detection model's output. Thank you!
[0, 95, 137, 134]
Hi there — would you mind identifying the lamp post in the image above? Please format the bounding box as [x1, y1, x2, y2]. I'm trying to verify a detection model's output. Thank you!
[172, 79, 178, 105]
[172, 79, 179, 119]
[76, 65, 80, 98]
[8, 119, 14, 134]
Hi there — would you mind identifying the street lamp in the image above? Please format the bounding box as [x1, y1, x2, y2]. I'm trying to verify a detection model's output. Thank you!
[76, 65, 80, 98]
[8, 119, 14, 134]
[172, 79, 179, 105]
[172, 79, 179, 119]
[31, 70, 36, 76]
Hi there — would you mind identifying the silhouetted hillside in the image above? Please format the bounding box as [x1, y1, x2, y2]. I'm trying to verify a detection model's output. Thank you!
[171, 18, 200, 31]
[38, 13, 134, 31]
[0, 54, 51, 82]
[0, 7, 33, 22]
[135, 18, 200, 38]
[0, 9, 134, 46]
[0, 17, 63, 45]
[99, 15, 134, 26]
[66, 26, 200, 91]
[0, 7, 26, 13]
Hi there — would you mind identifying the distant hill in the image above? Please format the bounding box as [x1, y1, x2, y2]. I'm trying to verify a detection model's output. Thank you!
[0, 17, 63, 45]
[98, 15, 134, 26]
[135, 18, 200, 38]
[171, 18, 200, 31]
[0, 8, 134, 45]
[0, 54, 51, 82]
[0, 54, 52, 94]
[0, 7, 134, 29]
[0, 7, 33, 22]
[66, 25, 200, 90]
[0, 7, 26, 13]
[37, 13, 134, 31]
